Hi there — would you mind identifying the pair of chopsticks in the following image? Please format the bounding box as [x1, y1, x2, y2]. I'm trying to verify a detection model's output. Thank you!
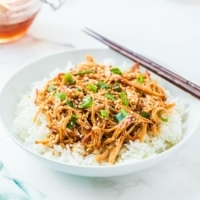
[82, 27, 200, 99]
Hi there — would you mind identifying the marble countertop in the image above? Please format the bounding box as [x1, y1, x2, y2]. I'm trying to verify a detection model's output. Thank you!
[1, 0, 200, 199]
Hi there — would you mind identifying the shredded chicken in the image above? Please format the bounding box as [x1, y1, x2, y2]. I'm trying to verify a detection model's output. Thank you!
[34, 55, 174, 164]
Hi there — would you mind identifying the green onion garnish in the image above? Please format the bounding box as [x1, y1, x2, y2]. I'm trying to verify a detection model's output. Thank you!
[120, 91, 129, 106]
[63, 72, 76, 85]
[100, 110, 109, 119]
[87, 83, 97, 93]
[79, 96, 93, 109]
[110, 67, 122, 75]
[114, 109, 128, 123]
[160, 117, 168, 122]
[105, 92, 117, 100]
[54, 92, 66, 101]
[113, 82, 122, 92]
[141, 111, 150, 119]
[47, 85, 55, 92]
[97, 81, 110, 89]
[67, 115, 78, 130]
[66, 100, 73, 107]
[137, 74, 144, 83]
[158, 111, 168, 122]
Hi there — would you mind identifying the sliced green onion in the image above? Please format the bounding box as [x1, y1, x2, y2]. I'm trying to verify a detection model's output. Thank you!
[66, 100, 73, 107]
[79, 96, 93, 109]
[141, 111, 150, 119]
[77, 70, 94, 75]
[137, 74, 144, 83]
[67, 115, 78, 130]
[100, 109, 109, 119]
[54, 92, 66, 101]
[160, 116, 168, 122]
[113, 82, 122, 92]
[114, 109, 128, 123]
[120, 91, 129, 106]
[105, 92, 117, 100]
[47, 85, 55, 92]
[97, 81, 110, 89]
[158, 111, 168, 122]
[110, 67, 122, 75]
[87, 83, 97, 93]
[63, 72, 76, 85]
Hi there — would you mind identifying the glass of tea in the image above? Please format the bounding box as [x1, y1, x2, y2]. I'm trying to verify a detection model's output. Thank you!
[0, 0, 41, 44]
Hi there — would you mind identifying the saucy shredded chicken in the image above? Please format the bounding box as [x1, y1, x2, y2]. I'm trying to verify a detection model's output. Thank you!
[34, 55, 175, 164]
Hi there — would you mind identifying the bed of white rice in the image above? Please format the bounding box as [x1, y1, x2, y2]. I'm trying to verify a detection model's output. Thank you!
[13, 62, 187, 166]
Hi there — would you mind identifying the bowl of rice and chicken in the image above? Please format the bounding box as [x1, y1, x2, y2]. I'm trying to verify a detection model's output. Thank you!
[0, 48, 200, 177]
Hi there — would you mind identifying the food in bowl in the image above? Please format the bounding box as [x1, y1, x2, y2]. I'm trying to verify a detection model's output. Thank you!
[12, 54, 186, 166]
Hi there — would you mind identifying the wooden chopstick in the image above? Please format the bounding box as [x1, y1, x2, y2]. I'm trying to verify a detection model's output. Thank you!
[82, 27, 200, 99]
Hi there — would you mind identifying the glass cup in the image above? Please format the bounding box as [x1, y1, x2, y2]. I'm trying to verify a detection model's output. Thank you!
[0, 0, 41, 44]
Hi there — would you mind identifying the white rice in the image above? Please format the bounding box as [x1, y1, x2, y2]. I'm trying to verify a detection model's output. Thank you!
[13, 61, 187, 166]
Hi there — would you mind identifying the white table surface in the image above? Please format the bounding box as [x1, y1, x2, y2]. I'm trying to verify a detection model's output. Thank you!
[1, 0, 200, 199]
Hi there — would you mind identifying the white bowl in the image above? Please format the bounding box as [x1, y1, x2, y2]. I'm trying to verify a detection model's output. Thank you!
[0, 48, 200, 177]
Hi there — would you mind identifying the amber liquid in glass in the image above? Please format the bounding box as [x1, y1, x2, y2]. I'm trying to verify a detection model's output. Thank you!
[0, 13, 37, 44]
